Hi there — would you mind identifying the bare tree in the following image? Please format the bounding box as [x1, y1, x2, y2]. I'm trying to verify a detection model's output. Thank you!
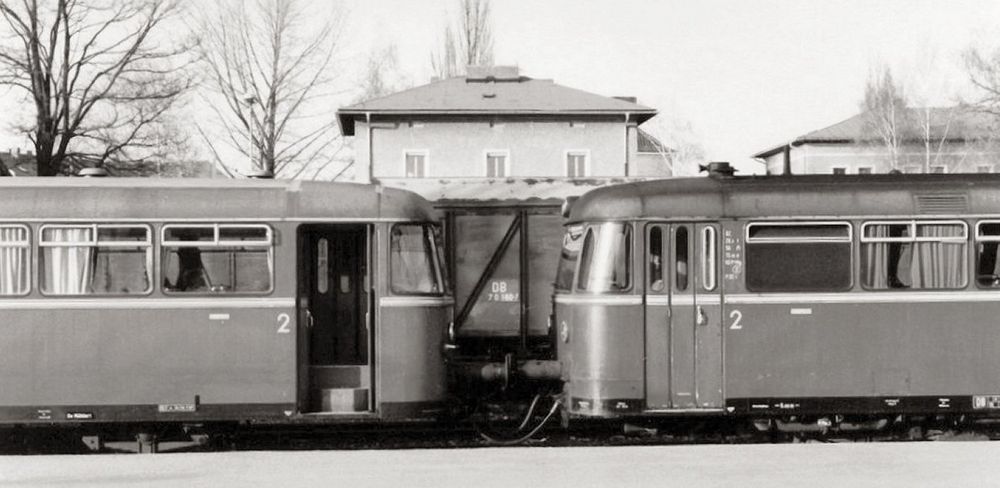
[0, 0, 193, 176]
[906, 45, 961, 173]
[196, 0, 345, 178]
[355, 44, 409, 103]
[431, 0, 494, 79]
[861, 62, 910, 171]
[965, 43, 1000, 117]
[640, 117, 706, 177]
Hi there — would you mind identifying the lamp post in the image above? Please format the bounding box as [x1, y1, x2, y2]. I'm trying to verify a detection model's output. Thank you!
[243, 95, 258, 172]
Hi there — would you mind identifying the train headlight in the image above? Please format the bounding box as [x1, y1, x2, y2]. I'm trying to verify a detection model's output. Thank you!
[560, 320, 569, 343]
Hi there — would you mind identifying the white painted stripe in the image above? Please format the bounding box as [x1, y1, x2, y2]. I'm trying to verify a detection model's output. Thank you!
[208, 313, 231, 320]
[379, 296, 455, 308]
[0, 297, 295, 310]
[725, 291, 1000, 305]
[790, 308, 813, 315]
[554, 295, 643, 306]
[646, 295, 670, 306]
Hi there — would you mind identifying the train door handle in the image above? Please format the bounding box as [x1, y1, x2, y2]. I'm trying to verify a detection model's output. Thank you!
[696, 306, 707, 326]
[306, 310, 315, 329]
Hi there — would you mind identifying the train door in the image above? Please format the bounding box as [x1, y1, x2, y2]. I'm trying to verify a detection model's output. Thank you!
[645, 223, 722, 409]
[300, 224, 373, 414]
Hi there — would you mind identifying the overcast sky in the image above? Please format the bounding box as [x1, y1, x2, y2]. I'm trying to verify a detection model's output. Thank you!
[3, 0, 1000, 174]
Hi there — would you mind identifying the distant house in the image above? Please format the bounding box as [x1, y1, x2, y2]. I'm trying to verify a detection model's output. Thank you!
[0, 148, 37, 176]
[335, 65, 663, 192]
[753, 107, 1000, 175]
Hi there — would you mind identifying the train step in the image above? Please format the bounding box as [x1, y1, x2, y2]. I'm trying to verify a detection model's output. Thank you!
[311, 388, 369, 412]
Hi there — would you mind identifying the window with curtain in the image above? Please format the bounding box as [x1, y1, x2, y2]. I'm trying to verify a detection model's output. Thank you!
[39, 225, 151, 295]
[390, 224, 445, 295]
[405, 152, 427, 177]
[861, 221, 967, 290]
[566, 152, 588, 177]
[162, 224, 272, 293]
[745, 222, 852, 292]
[0, 225, 29, 296]
[486, 151, 508, 177]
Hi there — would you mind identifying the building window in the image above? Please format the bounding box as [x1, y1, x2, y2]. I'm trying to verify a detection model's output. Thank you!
[832, 167, 847, 175]
[162, 224, 273, 294]
[860, 221, 966, 290]
[902, 165, 922, 174]
[39, 224, 152, 295]
[0, 225, 29, 296]
[485, 150, 509, 177]
[745, 222, 852, 292]
[857, 167, 873, 175]
[566, 151, 589, 177]
[404, 151, 428, 178]
[931, 166, 947, 174]
[978, 165, 993, 174]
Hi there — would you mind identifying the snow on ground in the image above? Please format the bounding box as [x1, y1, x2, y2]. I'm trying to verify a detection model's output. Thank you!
[0, 442, 996, 488]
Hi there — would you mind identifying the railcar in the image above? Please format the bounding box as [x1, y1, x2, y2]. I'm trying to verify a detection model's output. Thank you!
[0, 177, 452, 449]
[553, 165, 1000, 434]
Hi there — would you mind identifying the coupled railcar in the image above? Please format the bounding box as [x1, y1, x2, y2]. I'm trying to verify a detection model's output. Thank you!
[554, 170, 1000, 428]
[0, 178, 451, 435]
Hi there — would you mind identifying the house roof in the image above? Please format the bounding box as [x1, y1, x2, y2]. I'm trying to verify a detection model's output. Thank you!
[337, 71, 657, 136]
[637, 128, 673, 154]
[752, 107, 999, 159]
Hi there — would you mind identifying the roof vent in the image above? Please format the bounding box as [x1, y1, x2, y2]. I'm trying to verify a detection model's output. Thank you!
[699, 162, 736, 178]
[78, 167, 109, 177]
[482, 92, 496, 99]
[244, 169, 274, 179]
[915, 193, 968, 214]
[466, 65, 521, 82]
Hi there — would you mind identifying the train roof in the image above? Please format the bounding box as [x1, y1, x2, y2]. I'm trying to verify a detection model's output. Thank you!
[0, 178, 438, 221]
[567, 173, 1000, 223]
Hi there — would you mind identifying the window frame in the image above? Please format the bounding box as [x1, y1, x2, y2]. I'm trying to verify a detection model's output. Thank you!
[974, 220, 1000, 288]
[484, 149, 510, 178]
[856, 166, 874, 175]
[565, 149, 590, 178]
[859, 219, 969, 291]
[38, 223, 154, 296]
[832, 167, 847, 175]
[744, 221, 854, 292]
[403, 149, 429, 178]
[701, 226, 717, 292]
[576, 222, 633, 294]
[160, 223, 274, 295]
[388, 223, 446, 297]
[0, 224, 31, 297]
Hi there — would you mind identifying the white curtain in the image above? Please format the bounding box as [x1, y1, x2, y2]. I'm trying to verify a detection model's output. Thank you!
[0, 227, 27, 295]
[44, 228, 94, 294]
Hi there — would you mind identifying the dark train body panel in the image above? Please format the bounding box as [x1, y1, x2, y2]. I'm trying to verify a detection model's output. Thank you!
[0, 178, 451, 427]
[555, 173, 1000, 420]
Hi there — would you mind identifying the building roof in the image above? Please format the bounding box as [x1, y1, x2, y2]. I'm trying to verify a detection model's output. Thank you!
[569, 173, 1000, 223]
[752, 107, 999, 159]
[637, 128, 673, 154]
[337, 67, 657, 136]
[373, 177, 655, 205]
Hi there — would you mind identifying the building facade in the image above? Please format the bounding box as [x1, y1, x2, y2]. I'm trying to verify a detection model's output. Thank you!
[754, 108, 1000, 175]
[336, 66, 662, 186]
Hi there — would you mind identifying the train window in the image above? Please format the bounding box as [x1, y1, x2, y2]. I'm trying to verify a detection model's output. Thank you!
[39, 224, 152, 295]
[577, 222, 631, 293]
[648, 226, 665, 292]
[390, 224, 445, 295]
[745, 222, 852, 292]
[162, 224, 273, 294]
[555, 225, 584, 292]
[701, 226, 717, 291]
[675, 226, 689, 291]
[0, 225, 30, 296]
[860, 221, 967, 290]
[975, 221, 1000, 287]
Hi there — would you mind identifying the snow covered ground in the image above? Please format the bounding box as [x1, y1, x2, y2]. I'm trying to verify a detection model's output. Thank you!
[0, 442, 996, 488]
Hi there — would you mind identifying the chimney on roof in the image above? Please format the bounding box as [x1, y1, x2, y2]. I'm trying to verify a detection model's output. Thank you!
[466, 65, 521, 82]
[613, 96, 638, 104]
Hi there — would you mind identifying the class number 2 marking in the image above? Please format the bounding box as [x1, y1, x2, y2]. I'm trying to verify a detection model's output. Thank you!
[729, 309, 743, 330]
[277, 313, 291, 334]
